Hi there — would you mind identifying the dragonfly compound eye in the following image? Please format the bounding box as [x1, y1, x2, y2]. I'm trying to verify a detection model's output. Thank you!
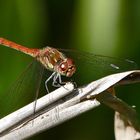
[57, 58, 76, 77]
[65, 58, 76, 77]
[60, 62, 68, 72]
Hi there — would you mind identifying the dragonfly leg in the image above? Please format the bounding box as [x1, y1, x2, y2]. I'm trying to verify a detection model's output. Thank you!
[58, 73, 67, 84]
[52, 73, 62, 87]
[45, 72, 57, 93]
[52, 73, 68, 88]
[53, 74, 75, 91]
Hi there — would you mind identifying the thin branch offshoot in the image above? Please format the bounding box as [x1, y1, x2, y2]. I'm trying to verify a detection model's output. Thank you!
[0, 70, 140, 140]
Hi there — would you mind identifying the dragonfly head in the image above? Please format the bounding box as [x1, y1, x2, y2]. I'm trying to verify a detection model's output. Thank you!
[56, 58, 76, 77]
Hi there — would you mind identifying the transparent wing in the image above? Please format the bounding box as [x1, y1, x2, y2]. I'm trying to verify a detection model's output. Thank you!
[0, 60, 46, 118]
[59, 49, 138, 86]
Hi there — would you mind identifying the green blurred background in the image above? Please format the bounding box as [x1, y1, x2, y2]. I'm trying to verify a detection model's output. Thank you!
[0, 0, 140, 139]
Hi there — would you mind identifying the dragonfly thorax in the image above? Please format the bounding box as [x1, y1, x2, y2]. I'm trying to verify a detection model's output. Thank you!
[36, 47, 76, 77]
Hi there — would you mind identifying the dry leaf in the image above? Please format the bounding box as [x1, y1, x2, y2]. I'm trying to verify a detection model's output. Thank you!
[0, 70, 140, 139]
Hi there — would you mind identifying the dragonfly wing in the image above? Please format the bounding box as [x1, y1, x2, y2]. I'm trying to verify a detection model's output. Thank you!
[59, 49, 138, 85]
[0, 60, 45, 118]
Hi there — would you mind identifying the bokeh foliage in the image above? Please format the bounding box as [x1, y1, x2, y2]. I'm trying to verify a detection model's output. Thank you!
[0, 0, 140, 139]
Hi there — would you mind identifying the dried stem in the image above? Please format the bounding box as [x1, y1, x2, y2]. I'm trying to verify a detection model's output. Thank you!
[0, 70, 140, 140]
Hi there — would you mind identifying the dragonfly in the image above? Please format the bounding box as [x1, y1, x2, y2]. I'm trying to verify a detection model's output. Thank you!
[0, 38, 76, 92]
[0, 37, 137, 117]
